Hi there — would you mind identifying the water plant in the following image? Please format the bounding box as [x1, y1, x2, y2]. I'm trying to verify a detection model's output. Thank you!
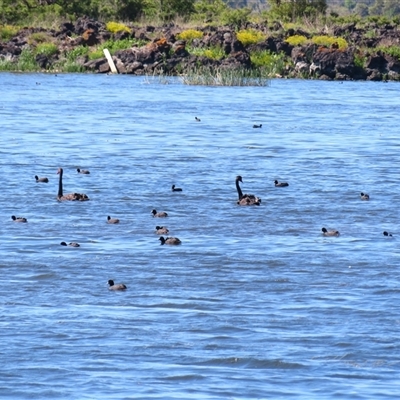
[180, 66, 270, 86]
[236, 29, 266, 46]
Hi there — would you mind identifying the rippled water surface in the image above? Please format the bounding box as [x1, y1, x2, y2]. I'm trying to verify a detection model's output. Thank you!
[1, 73, 400, 399]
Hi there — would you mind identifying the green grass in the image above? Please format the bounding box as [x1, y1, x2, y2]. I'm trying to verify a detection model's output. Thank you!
[187, 45, 225, 60]
[88, 38, 147, 60]
[35, 42, 58, 57]
[250, 50, 288, 77]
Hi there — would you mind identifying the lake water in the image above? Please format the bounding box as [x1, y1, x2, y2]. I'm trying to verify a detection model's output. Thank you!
[1, 72, 400, 399]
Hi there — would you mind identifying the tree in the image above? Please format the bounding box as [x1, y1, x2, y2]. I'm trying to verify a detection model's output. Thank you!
[268, 0, 327, 22]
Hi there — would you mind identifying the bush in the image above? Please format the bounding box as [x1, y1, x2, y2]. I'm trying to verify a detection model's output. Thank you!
[311, 35, 348, 50]
[106, 22, 131, 34]
[285, 35, 308, 46]
[0, 25, 20, 41]
[177, 29, 203, 42]
[237, 29, 266, 46]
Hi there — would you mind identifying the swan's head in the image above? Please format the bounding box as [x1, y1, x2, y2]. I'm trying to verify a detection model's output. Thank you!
[57, 168, 63, 175]
[236, 176, 243, 182]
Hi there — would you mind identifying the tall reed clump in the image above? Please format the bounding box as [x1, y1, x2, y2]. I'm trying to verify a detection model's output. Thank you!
[180, 66, 270, 86]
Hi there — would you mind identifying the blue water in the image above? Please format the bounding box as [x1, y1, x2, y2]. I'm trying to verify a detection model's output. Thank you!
[1, 73, 400, 399]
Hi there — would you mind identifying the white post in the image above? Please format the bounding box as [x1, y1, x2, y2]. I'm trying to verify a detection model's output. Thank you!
[103, 49, 118, 74]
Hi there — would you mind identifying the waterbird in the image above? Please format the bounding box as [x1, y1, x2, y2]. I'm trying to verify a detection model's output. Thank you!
[321, 227, 340, 237]
[77, 168, 90, 174]
[60, 241, 80, 247]
[57, 168, 89, 201]
[35, 175, 48, 183]
[274, 180, 289, 187]
[360, 192, 370, 200]
[155, 226, 169, 235]
[172, 185, 182, 192]
[383, 231, 393, 237]
[152, 209, 168, 217]
[253, 124, 262, 128]
[11, 215, 27, 223]
[159, 236, 181, 245]
[195, 117, 201, 122]
[108, 280, 127, 290]
[235, 175, 261, 206]
[107, 216, 120, 224]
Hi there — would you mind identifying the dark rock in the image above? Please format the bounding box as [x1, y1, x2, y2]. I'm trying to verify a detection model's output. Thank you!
[35, 54, 49, 69]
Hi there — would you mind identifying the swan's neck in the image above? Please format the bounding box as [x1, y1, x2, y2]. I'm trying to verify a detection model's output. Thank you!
[236, 179, 243, 200]
[58, 171, 63, 197]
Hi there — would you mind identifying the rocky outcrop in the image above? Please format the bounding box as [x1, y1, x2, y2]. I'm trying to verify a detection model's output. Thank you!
[0, 16, 400, 81]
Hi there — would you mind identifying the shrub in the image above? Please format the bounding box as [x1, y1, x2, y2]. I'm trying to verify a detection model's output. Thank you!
[0, 25, 20, 41]
[106, 22, 131, 34]
[285, 35, 308, 46]
[311, 35, 348, 50]
[177, 29, 203, 42]
[237, 29, 266, 46]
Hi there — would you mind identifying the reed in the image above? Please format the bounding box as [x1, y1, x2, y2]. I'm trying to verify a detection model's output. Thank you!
[180, 66, 270, 86]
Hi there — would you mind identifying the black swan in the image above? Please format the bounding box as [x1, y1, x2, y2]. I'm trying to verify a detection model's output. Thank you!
[235, 176, 261, 206]
[57, 168, 89, 201]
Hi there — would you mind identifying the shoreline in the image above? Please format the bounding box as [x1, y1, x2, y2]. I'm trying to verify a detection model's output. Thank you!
[1, 16, 399, 82]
